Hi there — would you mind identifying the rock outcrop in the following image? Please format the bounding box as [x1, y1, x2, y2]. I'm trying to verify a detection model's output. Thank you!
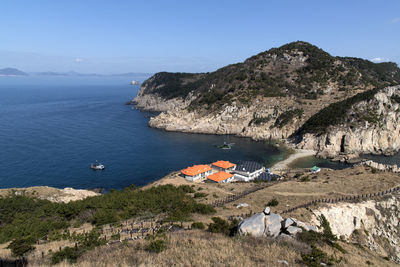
[357, 160, 400, 173]
[298, 86, 400, 158]
[237, 206, 315, 238]
[311, 193, 400, 263]
[132, 41, 400, 159]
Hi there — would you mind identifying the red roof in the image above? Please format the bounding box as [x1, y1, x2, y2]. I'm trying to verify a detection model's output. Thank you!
[181, 165, 212, 176]
[212, 160, 236, 169]
[207, 171, 234, 182]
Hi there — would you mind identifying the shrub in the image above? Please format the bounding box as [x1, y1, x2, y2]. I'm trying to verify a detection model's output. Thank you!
[266, 198, 279, 207]
[191, 222, 205, 230]
[300, 176, 310, 182]
[194, 192, 208, 198]
[146, 240, 166, 253]
[208, 217, 231, 235]
[51, 246, 81, 264]
[301, 245, 335, 267]
[208, 217, 238, 236]
[7, 237, 36, 258]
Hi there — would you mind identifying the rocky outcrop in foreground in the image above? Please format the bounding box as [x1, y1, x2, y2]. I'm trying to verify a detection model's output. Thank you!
[311, 193, 400, 263]
[237, 206, 316, 238]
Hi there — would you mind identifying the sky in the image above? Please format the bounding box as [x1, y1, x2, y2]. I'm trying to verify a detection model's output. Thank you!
[0, 0, 399, 74]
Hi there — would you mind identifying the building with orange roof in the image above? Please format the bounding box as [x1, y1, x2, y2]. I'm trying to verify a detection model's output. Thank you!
[181, 164, 212, 181]
[211, 160, 236, 172]
[207, 171, 234, 183]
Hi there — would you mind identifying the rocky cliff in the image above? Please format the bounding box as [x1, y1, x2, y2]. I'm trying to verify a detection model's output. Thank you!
[132, 41, 400, 158]
[311, 193, 400, 263]
[298, 85, 400, 159]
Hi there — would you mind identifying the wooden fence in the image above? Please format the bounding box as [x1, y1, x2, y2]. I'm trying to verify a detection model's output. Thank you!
[211, 182, 279, 207]
[280, 185, 400, 214]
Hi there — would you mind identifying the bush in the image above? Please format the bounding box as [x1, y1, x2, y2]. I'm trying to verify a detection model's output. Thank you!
[301, 245, 335, 267]
[191, 222, 205, 230]
[208, 217, 238, 236]
[300, 176, 310, 182]
[7, 237, 36, 258]
[51, 246, 81, 264]
[146, 240, 166, 253]
[194, 192, 208, 198]
[266, 198, 279, 207]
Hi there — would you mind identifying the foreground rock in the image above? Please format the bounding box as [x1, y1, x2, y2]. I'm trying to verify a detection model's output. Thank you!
[311, 193, 400, 263]
[238, 206, 315, 238]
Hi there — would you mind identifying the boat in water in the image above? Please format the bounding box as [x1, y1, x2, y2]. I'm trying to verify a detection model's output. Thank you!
[130, 80, 139, 85]
[91, 161, 105, 170]
[215, 142, 234, 150]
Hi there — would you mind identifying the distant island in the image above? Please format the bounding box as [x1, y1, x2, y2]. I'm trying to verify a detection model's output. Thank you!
[0, 68, 151, 78]
[0, 67, 28, 76]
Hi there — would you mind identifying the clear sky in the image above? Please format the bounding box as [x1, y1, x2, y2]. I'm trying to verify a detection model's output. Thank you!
[0, 0, 399, 73]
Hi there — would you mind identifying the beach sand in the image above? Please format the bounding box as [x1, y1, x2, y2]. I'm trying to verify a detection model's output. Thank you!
[270, 149, 316, 171]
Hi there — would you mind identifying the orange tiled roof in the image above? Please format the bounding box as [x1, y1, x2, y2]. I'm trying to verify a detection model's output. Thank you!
[207, 171, 233, 182]
[212, 160, 236, 169]
[181, 164, 212, 176]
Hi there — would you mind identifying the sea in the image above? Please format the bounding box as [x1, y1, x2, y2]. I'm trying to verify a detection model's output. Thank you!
[0, 75, 353, 191]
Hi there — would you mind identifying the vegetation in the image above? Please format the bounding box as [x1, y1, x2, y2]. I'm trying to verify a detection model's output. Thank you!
[142, 41, 399, 111]
[207, 217, 238, 236]
[0, 185, 215, 248]
[297, 87, 381, 135]
[274, 109, 303, 128]
[51, 229, 106, 264]
[146, 240, 166, 253]
[7, 237, 36, 258]
[266, 198, 279, 207]
[191, 222, 206, 230]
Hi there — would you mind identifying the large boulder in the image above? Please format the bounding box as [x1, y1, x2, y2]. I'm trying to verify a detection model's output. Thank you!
[238, 212, 266, 237]
[296, 220, 316, 232]
[264, 213, 282, 237]
[286, 226, 303, 235]
[282, 218, 295, 229]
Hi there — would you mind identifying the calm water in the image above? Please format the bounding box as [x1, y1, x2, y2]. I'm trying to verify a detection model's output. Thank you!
[0, 76, 298, 190]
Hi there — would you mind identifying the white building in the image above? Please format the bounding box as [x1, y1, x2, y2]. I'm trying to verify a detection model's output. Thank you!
[234, 161, 265, 182]
[181, 164, 212, 181]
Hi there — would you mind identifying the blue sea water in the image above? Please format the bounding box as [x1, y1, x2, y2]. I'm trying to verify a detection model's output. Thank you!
[0, 76, 297, 190]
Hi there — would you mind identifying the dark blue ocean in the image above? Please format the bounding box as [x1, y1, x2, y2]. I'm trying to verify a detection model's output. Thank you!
[0, 76, 299, 190]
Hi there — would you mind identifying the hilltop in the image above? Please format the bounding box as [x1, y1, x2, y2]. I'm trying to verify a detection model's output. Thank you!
[132, 41, 400, 159]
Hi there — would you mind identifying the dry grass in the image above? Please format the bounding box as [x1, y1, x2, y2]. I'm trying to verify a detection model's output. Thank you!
[27, 230, 397, 267]
[47, 231, 304, 267]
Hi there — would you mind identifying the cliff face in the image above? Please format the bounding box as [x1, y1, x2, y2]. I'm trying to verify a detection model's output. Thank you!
[311, 193, 400, 262]
[132, 41, 400, 158]
[298, 86, 400, 159]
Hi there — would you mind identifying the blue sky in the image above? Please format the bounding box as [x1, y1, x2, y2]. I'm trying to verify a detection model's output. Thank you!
[0, 0, 399, 73]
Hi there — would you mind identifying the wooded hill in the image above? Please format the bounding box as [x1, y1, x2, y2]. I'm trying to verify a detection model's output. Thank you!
[141, 41, 400, 110]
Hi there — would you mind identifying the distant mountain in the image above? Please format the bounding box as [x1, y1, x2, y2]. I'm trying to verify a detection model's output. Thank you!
[0, 68, 28, 76]
[32, 71, 152, 77]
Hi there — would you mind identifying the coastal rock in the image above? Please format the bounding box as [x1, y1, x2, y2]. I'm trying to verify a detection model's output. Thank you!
[237, 212, 266, 237]
[311, 194, 400, 262]
[298, 86, 400, 158]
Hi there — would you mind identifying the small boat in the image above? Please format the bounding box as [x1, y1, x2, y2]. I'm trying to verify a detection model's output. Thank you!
[130, 80, 139, 85]
[215, 142, 234, 150]
[91, 161, 105, 170]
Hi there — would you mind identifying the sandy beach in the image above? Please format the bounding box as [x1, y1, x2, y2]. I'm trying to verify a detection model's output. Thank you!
[270, 149, 317, 171]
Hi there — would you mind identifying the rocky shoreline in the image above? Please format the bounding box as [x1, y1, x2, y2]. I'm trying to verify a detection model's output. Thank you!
[133, 85, 400, 161]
